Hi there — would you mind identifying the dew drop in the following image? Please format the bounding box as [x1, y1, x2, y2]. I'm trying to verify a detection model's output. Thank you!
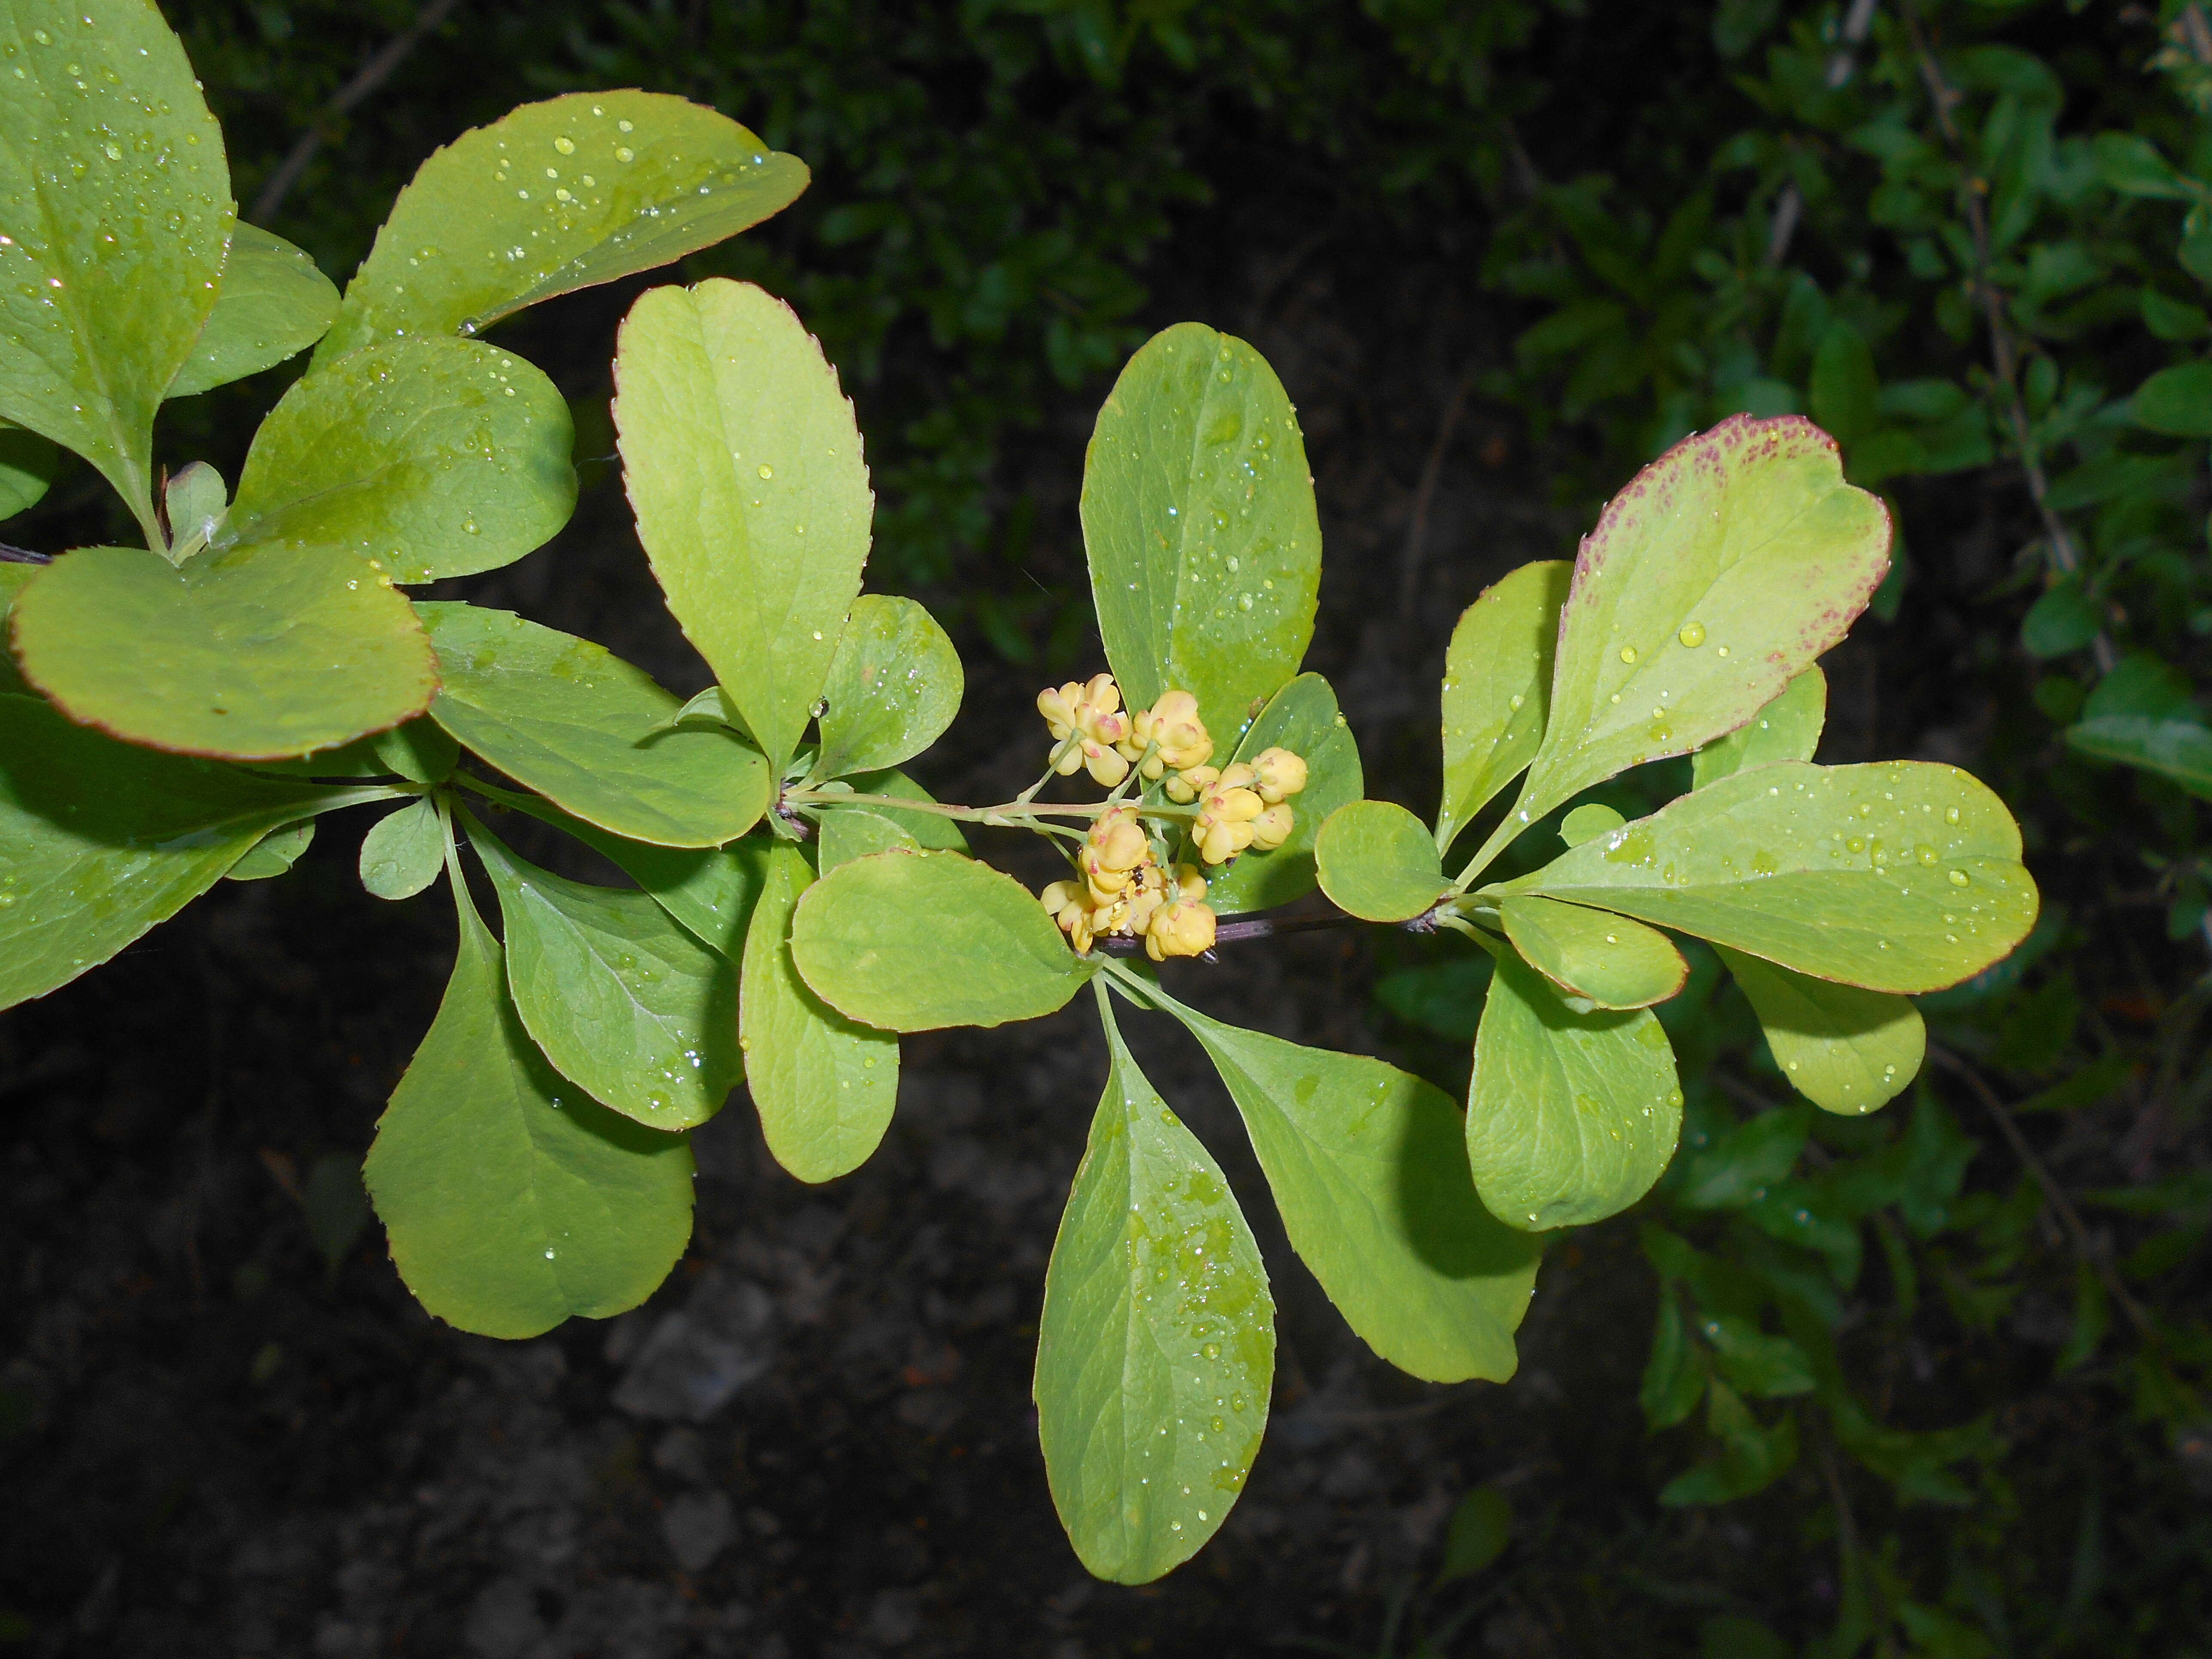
[1945, 805, 1961, 825]
[1678, 621, 1706, 648]
[1948, 869, 1970, 887]
[554, 135, 575, 154]
[1619, 644, 1638, 664]
[757, 462, 773, 479]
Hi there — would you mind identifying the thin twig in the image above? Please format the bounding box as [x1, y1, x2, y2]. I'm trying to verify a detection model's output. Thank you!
[1926, 1045, 2154, 1339]
[251, 0, 465, 223]
[1904, 5, 2115, 673]
[0, 542, 50, 564]
[1766, 0, 1880, 265]
[1397, 366, 1475, 620]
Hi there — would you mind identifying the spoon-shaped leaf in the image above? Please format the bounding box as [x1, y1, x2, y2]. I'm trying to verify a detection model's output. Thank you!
[1082, 323, 1321, 746]
[1199, 672, 1362, 918]
[616, 278, 873, 771]
[225, 818, 314, 882]
[1437, 560, 1569, 853]
[10, 541, 436, 758]
[1037, 986, 1273, 1585]
[418, 602, 772, 848]
[1473, 417, 1888, 877]
[1466, 945, 1683, 1231]
[0, 420, 58, 520]
[319, 91, 808, 362]
[0, 695, 377, 1008]
[225, 336, 575, 584]
[740, 843, 898, 1183]
[358, 797, 444, 900]
[1692, 666, 1826, 789]
[1497, 894, 1687, 1011]
[791, 849, 1098, 1031]
[811, 595, 962, 781]
[472, 819, 741, 1130]
[1716, 945, 1923, 1116]
[1499, 761, 2038, 995]
[167, 224, 339, 399]
[1157, 989, 1543, 1382]
[363, 864, 696, 1339]
[1315, 799, 1449, 923]
[0, 0, 232, 532]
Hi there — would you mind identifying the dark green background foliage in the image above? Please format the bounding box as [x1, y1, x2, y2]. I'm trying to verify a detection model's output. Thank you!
[8, 0, 2212, 1653]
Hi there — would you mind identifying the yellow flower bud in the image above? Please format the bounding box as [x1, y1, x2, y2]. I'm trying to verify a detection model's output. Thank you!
[1080, 738, 1130, 787]
[1146, 896, 1217, 961]
[1249, 803, 1295, 851]
[1088, 806, 1149, 874]
[1126, 689, 1215, 778]
[1121, 863, 1170, 936]
[1080, 673, 1121, 720]
[1248, 746, 1308, 804]
[1172, 863, 1208, 903]
[1164, 763, 1216, 805]
[1037, 682, 1086, 740]
[1191, 768, 1265, 865]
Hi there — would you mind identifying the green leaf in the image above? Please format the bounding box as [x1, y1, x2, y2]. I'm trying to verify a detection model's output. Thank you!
[791, 849, 1098, 1031]
[1163, 993, 1543, 1382]
[1497, 895, 1687, 1010]
[1717, 945, 1923, 1115]
[9, 541, 436, 759]
[1036, 988, 1273, 1584]
[1082, 322, 1322, 744]
[811, 595, 962, 781]
[357, 797, 444, 900]
[0, 0, 231, 530]
[1809, 321, 1879, 447]
[1482, 417, 1889, 869]
[1466, 946, 1682, 1231]
[319, 91, 808, 363]
[817, 806, 922, 870]
[2021, 576, 2103, 659]
[2130, 363, 2212, 437]
[0, 695, 364, 1007]
[419, 602, 772, 848]
[1659, 1381, 1798, 1506]
[471, 818, 740, 1130]
[224, 337, 576, 584]
[372, 718, 459, 787]
[2095, 131, 2197, 200]
[1697, 1314, 1815, 1398]
[1676, 1106, 1808, 1209]
[839, 767, 970, 851]
[1640, 1298, 1706, 1429]
[1560, 802, 1626, 846]
[0, 421, 58, 520]
[225, 818, 313, 881]
[1502, 761, 2038, 995]
[1198, 672, 1361, 917]
[2066, 715, 2212, 799]
[1437, 561, 1570, 853]
[1434, 1487, 1513, 1585]
[167, 224, 338, 399]
[614, 278, 872, 769]
[739, 843, 898, 1183]
[1314, 799, 1450, 922]
[1691, 667, 1826, 789]
[163, 461, 224, 554]
[363, 870, 696, 1339]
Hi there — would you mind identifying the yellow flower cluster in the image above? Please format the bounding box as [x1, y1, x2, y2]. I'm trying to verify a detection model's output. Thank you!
[1040, 807, 1215, 960]
[1030, 675, 1311, 960]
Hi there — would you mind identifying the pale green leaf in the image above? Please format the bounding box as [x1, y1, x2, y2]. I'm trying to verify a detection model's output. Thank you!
[1559, 802, 1625, 846]
[1036, 988, 1272, 1585]
[1466, 945, 1682, 1231]
[1198, 672, 1362, 918]
[162, 461, 224, 554]
[791, 849, 1098, 1031]
[1164, 993, 1542, 1382]
[0, 0, 231, 528]
[1480, 417, 1889, 872]
[614, 278, 872, 769]
[817, 806, 921, 870]
[419, 602, 772, 848]
[1314, 799, 1449, 923]
[1437, 561, 1570, 852]
[0, 420, 58, 520]
[1497, 894, 1687, 1011]
[9, 541, 436, 758]
[2066, 714, 2212, 799]
[363, 874, 696, 1339]
[0, 695, 368, 1008]
[739, 843, 897, 1183]
[0, 562, 35, 696]
[1692, 667, 1826, 789]
[1716, 944, 1923, 1116]
[472, 819, 741, 1130]
[372, 718, 459, 787]
[1434, 1488, 1513, 1585]
[224, 817, 313, 881]
[358, 797, 443, 900]
[319, 91, 808, 362]
[167, 223, 338, 399]
[1082, 322, 1321, 744]
[811, 595, 962, 781]
[224, 336, 575, 584]
[1501, 761, 2038, 995]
